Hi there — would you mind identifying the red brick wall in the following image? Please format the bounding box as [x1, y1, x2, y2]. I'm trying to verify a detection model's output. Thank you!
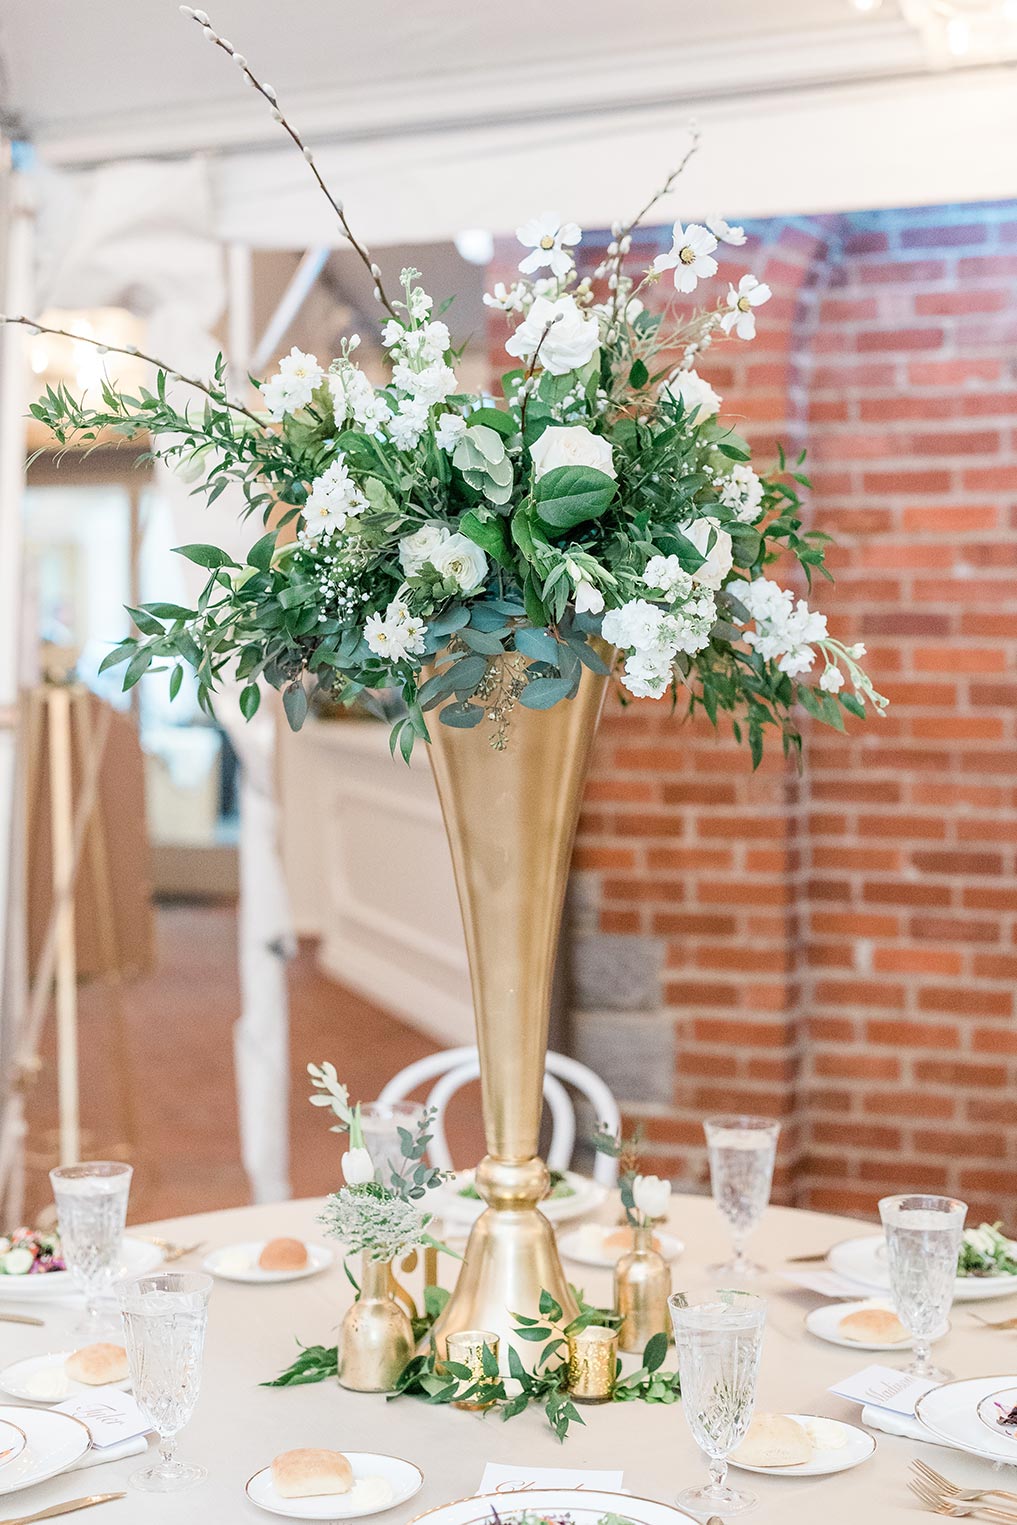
[487, 201, 1017, 1224]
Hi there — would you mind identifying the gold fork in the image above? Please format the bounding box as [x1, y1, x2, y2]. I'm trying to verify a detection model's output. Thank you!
[912, 1458, 1017, 1506]
[909, 1478, 1017, 1521]
[138, 1237, 205, 1263]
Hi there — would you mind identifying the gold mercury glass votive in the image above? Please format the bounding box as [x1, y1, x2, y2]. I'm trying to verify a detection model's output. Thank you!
[444, 1329, 500, 1410]
[567, 1324, 618, 1404]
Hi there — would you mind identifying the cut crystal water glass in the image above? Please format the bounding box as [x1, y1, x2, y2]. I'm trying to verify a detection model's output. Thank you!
[669, 1289, 767, 1518]
[359, 1101, 426, 1188]
[117, 1270, 212, 1492]
[879, 1193, 966, 1380]
[49, 1161, 132, 1336]
[704, 1115, 780, 1276]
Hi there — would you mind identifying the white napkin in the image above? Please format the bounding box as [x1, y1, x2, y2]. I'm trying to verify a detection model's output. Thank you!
[861, 1405, 957, 1450]
[72, 1436, 150, 1471]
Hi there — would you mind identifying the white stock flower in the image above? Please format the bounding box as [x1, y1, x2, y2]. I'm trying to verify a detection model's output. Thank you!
[632, 1174, 672, 1220]
[392, 360, 457, 407]
[345, 369, 392, 434]
[720, 274, 772, 341]
[740, 576, 828, 677]
[304, 454, 368, 537]
[381, 319, 405, 349]
[660, 369, 721, 420]
[341, 1146, 375, 1185]
[388, 400, 430, 450]
[706, 215, 747, 246]
[399, 522, 451, 576]
[652, 222, 719, 293]
[601, 599, 666, 651]
[430, 532, 488, 593]
[620, 650, 673, 699]
[849, 642, 867, 660]
[574, 579, 605, 615]
[408, 288, 433, 319]
[504, 295, 599, 376]
[718, 463, 765, 524]
[516, 211, 582, 278]
[529, 425, 616, 481]
[819, 666, 845, 693]
[435, 413, 468, 452]
[642, 555, 694, 601]
[680, 517, 734, 590]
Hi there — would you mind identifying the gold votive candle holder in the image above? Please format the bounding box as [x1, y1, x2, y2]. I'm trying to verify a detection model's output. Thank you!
[444, 1328, 500, 1410]
[567, 1324, 618, 1404]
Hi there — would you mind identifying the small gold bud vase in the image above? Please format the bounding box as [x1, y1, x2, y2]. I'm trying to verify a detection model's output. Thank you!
[338, 1252, 415, 1392]
[567, 1324, 618, 1403]
[444, 1329, 500, 1410]
[615, 1225, 671, 1354]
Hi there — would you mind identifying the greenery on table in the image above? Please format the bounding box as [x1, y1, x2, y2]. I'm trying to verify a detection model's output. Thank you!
[958, 1222, 1017, 1278]
[266, 1286, 679, 1442]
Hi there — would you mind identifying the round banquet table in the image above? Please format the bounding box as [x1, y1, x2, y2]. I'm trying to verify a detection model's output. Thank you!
[4, 1192, 1017, 1523]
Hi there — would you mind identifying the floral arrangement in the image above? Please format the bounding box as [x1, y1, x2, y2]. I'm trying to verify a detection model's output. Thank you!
[9, 6, 886, 761]
[593, 1125, 672, 1230]
[307, 1062, 446, 1263]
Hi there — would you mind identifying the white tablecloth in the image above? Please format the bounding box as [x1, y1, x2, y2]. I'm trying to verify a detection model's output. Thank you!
[3, 1193, 1017, 1522]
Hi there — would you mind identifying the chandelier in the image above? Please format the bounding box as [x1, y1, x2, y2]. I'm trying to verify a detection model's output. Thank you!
[853, 0, 1017, 61]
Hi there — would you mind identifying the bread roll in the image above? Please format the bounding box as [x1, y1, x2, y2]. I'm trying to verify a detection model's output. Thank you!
[65, 1343, 129, 1386]
[734, 1413, 814, 1468]
[271, 1448, 353, 1499]
[258, 1237, 308, 1272]
[838, 1307, 909, 1344]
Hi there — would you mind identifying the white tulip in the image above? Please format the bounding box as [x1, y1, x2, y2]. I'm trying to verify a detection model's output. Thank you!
[632, 1173, 671, 1221]
[341, 1146, 375, 1185]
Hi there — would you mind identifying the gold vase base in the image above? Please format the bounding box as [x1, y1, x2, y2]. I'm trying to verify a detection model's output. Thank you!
[434, 1199, 578, 1372]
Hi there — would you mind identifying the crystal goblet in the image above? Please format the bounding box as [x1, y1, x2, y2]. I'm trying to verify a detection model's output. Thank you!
[117, 1270, 212, 1493]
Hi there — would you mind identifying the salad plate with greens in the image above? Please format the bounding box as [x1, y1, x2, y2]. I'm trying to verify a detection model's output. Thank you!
[431, 1169, 606, 1226]
[405, 1488, 696, 1525]
[829, 1222, 1017, 1303]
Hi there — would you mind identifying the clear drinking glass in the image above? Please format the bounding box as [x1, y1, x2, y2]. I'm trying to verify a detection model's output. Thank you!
[704, 1116, 780, 1276]
[359, 1101, 426, 1188]
[879, 1193, 966, 1380]
[49, 1161, 132, 1335]
[669, 1289, 767, 1518]
[117, 1271, 212, 1492]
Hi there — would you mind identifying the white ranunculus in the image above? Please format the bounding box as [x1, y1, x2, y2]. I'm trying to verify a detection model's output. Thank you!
[681, 517, 734, 590]
[574, 580, 605, 615]
[341, 1146, 375, 1185]
[430, 532, 488, 592]
[530, 425, 616, 482]
[399, 522, 451, 577]
[660, 369, 721, 421]
[504, 295, 600, 377]
[632, 1173, 672, 1221]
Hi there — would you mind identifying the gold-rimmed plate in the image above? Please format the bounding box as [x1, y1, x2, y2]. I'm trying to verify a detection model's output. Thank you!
[246, 1452, 422, 1519]
[975, 1385, 1017, 1446]
[915, 1376, 1017, 1463]
[0, 1406, 91, 1497]
[0, 1418, 27, 1474]
[404, 1486, 698, 1525]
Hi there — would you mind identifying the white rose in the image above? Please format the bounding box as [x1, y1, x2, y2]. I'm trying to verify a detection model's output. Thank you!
[399, 522, 451, 577]
[660, 369, 721, 420]
[680, 517, 733, 590]
[530, 425, 616, 481]
[341, 1147, 375, 1185]
[632, 1174, 672, 1221]
[505, 295, 600, 376]
[430, 532, 489, 592]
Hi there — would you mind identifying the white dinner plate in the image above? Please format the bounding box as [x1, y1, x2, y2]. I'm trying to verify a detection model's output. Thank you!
[915, 1376, 1017, 1464]
[731, 1415, 878, 1476]
[406, 1487, 697, 1525]
[828, 1235, 1017, 1302]
[0, 1418, 27, 1473]
[0, 1235, 163, 1302]
[246, 1452, 422, 1519]
[558, 1222, 685, 1268]
[730, 1415, 876, 1477]
[0, 1351, 131, 1405]
[203, 1241, 333, 1284]
[0, 1405, 91, 1498]
[432, 1170, 607, 1227]
[976, 1385, 1017, 1447]
[804, 1299, 948, 1352]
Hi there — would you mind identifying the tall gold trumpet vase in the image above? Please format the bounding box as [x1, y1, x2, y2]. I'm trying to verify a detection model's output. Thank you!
[427, 652, 610, 1366]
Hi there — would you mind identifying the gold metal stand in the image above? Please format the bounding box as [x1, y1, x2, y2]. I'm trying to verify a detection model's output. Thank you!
[426, 651, 610, 1366]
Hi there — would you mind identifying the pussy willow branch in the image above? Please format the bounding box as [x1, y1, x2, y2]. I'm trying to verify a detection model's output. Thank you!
[179, 6, 398, 320]
[0, 315, 267, 428]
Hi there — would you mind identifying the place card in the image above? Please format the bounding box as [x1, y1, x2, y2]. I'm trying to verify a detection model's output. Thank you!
[54, 1389, 152, 1448]
[828, 1363, 939, 1417]
[479, 1463, 624, 1492]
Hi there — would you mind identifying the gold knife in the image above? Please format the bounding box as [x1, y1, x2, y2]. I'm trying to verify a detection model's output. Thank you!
[0, 1313, 44, 1327]
[785, 1252, 830, 1263]
[0, 1492, 126, 1525]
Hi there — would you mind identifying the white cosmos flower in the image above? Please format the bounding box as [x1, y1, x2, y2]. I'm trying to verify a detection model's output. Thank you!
[483, 281, 527, 313]
[341, 1146, 375, 1185]
[652, 222, 719, 293]
[680, 517, 734, 590]
[364, 599, 428, 662]
[504, 295, 600, 376]
[632, 1174, 672, 1221]
[660, 369, 721, 420]
[720, 274, 772, 341]
[706, 215, 747, 246]
[574, 579, 605, 615]
[430, 532, 488, 593]
[529, 425, 616, 481]
[399, 522, 451, 576]
[516, 211, 582, 278]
